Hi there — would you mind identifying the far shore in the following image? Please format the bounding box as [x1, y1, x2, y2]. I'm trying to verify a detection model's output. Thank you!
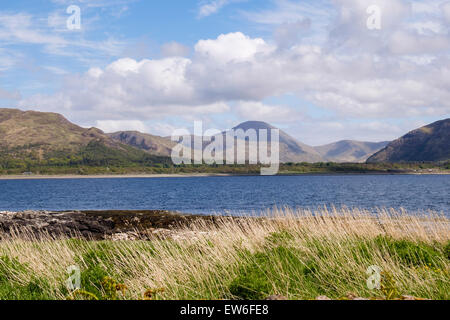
[0, 171, 449, 180]
[0, 173, 235, 180]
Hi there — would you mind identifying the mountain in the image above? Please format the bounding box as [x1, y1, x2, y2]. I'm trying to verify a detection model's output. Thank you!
[108, 131, 176, 157]
[231, 121, 323, 163]
[8, 108, 445, 167]
[109, 121, 388, 163]
[0, 108, 170, 167]
[227, 122, 388, 163]
[367, 119, 450, 163]
[315, 140, 390, 163]
[0, 108, 108, 153]
[109, 121, 324, 163]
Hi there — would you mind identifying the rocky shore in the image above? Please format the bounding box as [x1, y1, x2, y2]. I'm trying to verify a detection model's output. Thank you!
[0, 210, 223, 241]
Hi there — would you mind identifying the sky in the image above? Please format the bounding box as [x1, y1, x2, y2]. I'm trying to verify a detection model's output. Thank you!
[1, 0, 450, 145]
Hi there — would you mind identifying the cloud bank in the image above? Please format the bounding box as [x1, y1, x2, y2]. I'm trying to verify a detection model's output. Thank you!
[16, 0, 450, 142]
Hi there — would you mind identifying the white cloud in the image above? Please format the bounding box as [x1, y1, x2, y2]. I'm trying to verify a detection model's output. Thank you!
[0, 48, 17, 71]
[412, 0, 442, 15]
[234, 101, 303, 123]
[0, 13, 65, 46]
[161, 42, 190, 57]
[388, 30, 450, 54]
[194, 32, 275, 64]
[0, 12, 124, 65]
[293, 120, 419, 146]
[442, 1, 450, 22]
[95, 120, 148, 133]
[0, 87, 21, 100]
[198, 0, 238, 18]
[274, 19, 312, 48]
[150, 122, 181, 137]
[18, 55, 230, 122]
[409, 21, 446, 34]
[42, 65, 69, 75]
[19, 28, 450, 126]
[50, 0, 135, 9]
[242, 0, 330, 25]
[16, 1, 450, 144]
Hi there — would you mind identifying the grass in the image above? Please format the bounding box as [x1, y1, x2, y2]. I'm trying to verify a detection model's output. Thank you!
[1, 160, 449, 176]
[0, 207, 449, 300]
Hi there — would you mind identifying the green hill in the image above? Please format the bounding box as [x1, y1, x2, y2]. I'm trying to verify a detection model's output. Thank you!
[367, 119, 450, 163]
[0, 108, 171, 172]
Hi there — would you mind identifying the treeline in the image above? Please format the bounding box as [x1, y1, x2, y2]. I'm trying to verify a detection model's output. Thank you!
[0, 141, 449, 175]
[0, 141, 173, 174]
[281, 161, 450, 173]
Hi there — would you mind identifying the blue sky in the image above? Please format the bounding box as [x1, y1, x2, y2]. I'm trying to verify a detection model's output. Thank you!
[1, 0, 450, 145]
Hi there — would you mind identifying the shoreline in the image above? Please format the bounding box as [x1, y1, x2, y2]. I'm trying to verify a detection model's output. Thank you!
[1, 209, 448, 241]
[0, 171, 449, 180]
[0, 173, 235, 180]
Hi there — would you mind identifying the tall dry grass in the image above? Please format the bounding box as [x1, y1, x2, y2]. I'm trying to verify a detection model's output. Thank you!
[0, 207, 449, 300]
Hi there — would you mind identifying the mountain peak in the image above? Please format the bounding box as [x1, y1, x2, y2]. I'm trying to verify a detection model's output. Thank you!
[228, 120, 323, 163]
[233, 121, 275, 131]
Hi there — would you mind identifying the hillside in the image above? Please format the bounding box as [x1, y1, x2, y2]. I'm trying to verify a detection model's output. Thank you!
[0, 108, 171, 170]
[315, 140, 389, 163]
[367, 119, 450, 163]
[108, 131, 176, 157]
[0, 108, 108, 154]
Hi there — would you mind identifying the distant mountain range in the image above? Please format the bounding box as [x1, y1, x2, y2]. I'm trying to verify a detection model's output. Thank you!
[230, 121, 324, 163]
[1, 108, 448, 164]
[316, 140, 390, 163]
[109, 120, 387, 163]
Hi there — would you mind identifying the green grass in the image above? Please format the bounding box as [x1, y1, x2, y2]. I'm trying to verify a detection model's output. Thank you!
[227, 235, 449, 300]
[1, 237, 448, 300]
[0, 209, 449, 300]
[0, 256, 53, 300]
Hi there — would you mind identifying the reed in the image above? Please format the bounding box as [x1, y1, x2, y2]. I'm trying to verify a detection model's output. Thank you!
[0, 207, 449, 300]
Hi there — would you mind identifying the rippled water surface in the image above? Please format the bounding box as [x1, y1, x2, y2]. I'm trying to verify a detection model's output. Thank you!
[0, 175, 448, 215]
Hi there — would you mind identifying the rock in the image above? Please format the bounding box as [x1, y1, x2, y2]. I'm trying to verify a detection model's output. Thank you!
[110, 233, 131, 241]
[0, 210, 221, 241]
[316, 296, 332, 300]
[110, 232, 139, 241]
